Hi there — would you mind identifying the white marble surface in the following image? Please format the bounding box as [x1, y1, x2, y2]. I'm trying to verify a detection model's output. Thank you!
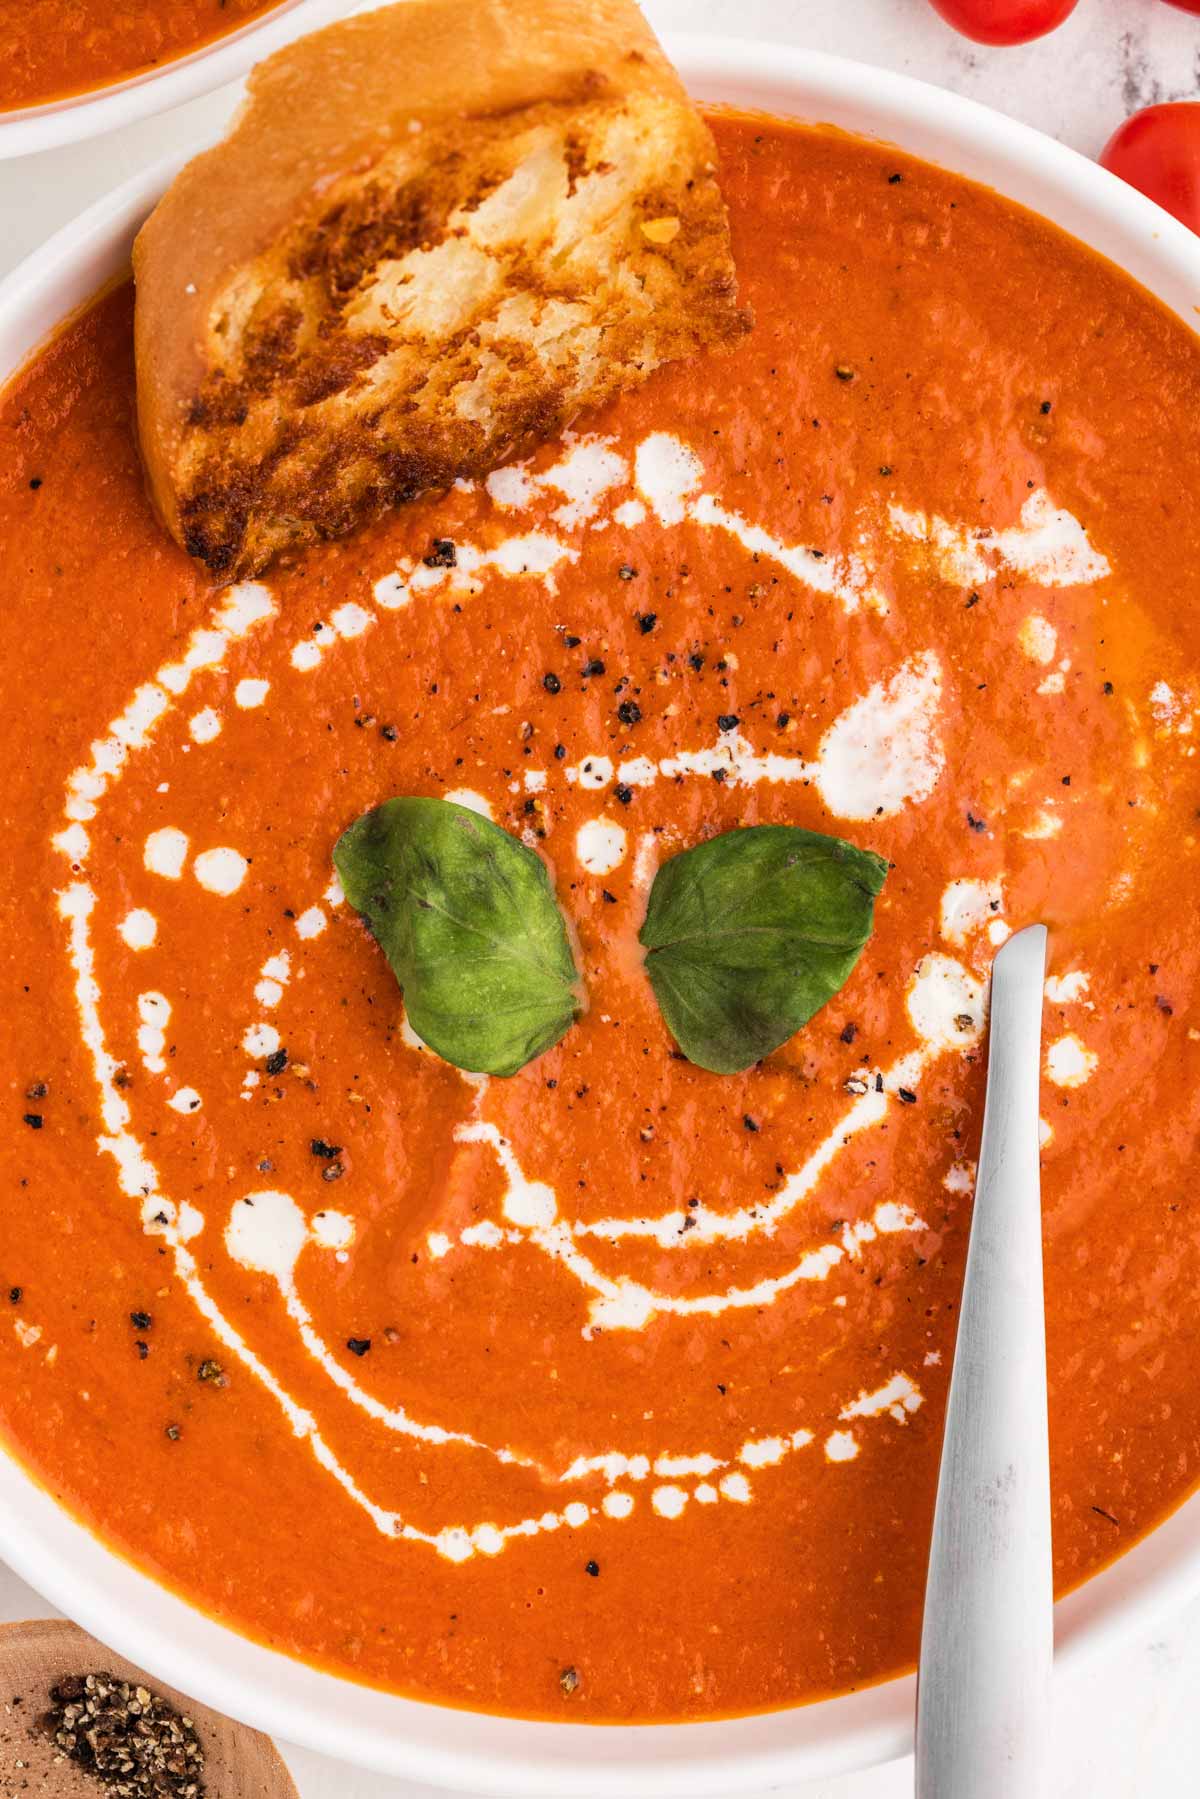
[1, 1, 1198, 1794]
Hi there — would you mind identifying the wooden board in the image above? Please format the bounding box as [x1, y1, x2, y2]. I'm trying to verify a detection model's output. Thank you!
[0, 1618, 299, 1797]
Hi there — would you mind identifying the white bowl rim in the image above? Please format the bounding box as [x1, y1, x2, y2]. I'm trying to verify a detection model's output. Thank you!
[0, 31, 1198, 1796]
[0, 0, 350, 159]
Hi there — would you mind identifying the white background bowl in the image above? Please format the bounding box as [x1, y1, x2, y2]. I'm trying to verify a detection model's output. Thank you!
[0, 0, 350, 159]
[0, 30, 1198, 1797]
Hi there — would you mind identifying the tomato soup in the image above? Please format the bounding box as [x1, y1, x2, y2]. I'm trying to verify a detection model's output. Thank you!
[2, 115, 1199, 1722]
[0, 0, 283, 111]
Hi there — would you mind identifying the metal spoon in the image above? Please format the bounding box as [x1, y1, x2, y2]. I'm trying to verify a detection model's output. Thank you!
[915, 923, 1053, 1799]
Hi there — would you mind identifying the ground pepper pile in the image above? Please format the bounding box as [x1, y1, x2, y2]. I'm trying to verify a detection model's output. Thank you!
[41, 1673, 205, 1798]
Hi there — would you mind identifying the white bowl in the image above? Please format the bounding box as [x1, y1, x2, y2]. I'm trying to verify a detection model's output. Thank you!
[1, 34, 1198, 1797]
[0, 0, 352, 159]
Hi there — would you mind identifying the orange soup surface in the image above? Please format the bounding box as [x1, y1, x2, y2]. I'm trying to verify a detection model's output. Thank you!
[1, 114, 1199, 1721]
[0, 0, 283, 111]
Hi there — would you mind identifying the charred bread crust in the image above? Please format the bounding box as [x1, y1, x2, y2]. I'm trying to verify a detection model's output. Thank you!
[133, 0, 751, 579]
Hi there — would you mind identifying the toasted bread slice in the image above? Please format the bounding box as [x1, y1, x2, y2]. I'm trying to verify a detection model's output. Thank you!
[132, 0, 750, 580]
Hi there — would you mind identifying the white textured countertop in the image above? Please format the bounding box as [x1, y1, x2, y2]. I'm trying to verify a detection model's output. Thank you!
[1, 1, 1198, 1794]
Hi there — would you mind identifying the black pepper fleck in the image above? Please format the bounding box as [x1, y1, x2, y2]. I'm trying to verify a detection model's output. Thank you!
[310, 1138, 343, 1159]
[542, 671, 562, 695]
[617, 699, 642, 726]
[347, 1337, 372, 1357]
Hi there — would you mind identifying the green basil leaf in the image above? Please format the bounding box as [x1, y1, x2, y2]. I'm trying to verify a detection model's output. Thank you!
[334, 797, 581, 1077]
[638, 825, 888, 1074]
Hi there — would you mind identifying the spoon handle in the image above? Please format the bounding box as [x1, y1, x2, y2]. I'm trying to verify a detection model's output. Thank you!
[915, 923, 1053, 1799]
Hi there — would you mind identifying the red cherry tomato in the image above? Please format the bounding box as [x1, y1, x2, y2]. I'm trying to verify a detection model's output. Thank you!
[1099, 103, 1200, 235]
[925, 0, 1080, 44]
[1158, 1, 1200, 13]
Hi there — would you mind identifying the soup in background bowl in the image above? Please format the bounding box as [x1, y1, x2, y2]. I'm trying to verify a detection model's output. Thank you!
[0, 0, 343, 158]
[0, 0, 283, 111]
[0, 41, 1199, 1795]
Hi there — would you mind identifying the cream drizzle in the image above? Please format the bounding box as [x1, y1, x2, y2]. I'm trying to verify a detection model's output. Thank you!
[47, 431, 1109, 1563]
[890, 489, 1110, 588]
[565, 652, 945, 823]
[51, 577, 928, 1561]
[445, 955, 979, 1335]
[633, 433, 888, 615]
